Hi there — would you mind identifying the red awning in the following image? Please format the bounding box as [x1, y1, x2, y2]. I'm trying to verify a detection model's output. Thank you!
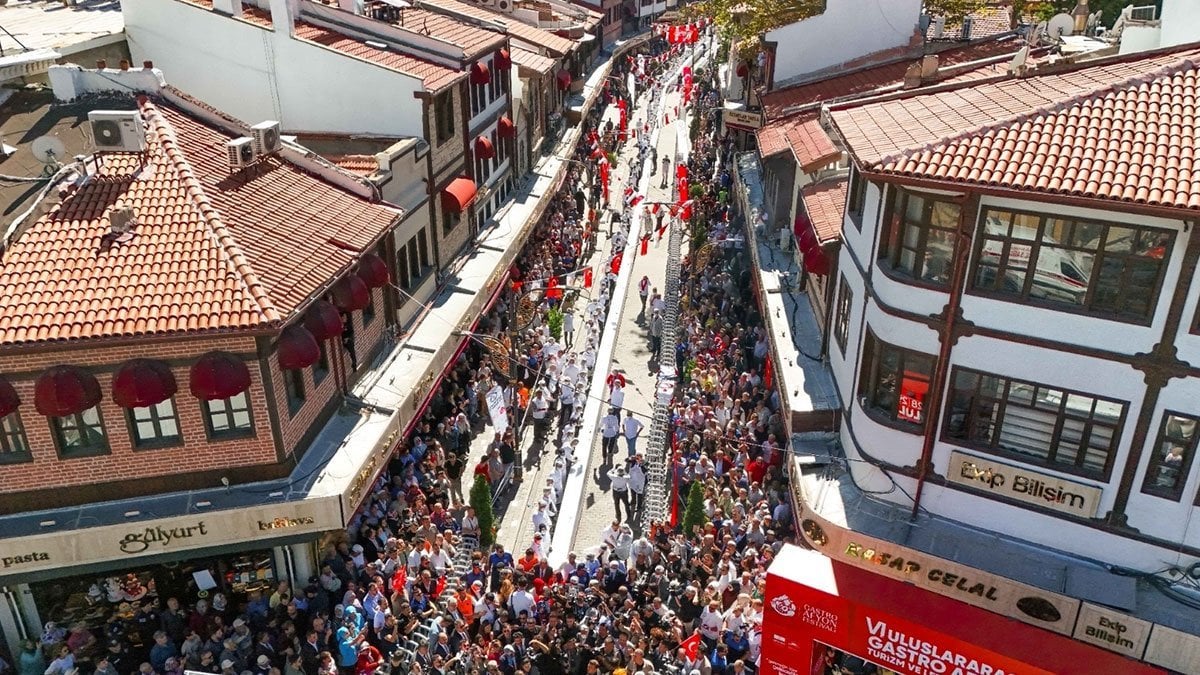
[441, 176, 478, 214]
[190, 352, 252, 401]
[0, 376, 20, 417]
[305, 299, 343, 341]
[495, 48, 512, 70]
[333, 275, 371, 312]
[34, 366, 102, 417]
[112, 359, 178, 408]
[803, 245, 830, 276]
[475, 136, 495, 160]
[276, 325, 321, 370]
[498, 115, 516, 139]
[556, 70, 572, 91]
[471, 61, 490, 85]
[357, 252, 390, 288]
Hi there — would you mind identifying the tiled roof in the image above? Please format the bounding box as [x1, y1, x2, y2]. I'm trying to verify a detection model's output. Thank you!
[800, 177, 847, 244]
[293, 21, 464, 91]
[829, 46, 1200, 212]
[761, 38, 1025, 120]
[756, 114, 839, 170]
[511, 46, 556, 74]
[0, 99, 401, 347]
[926, 4, 1018, 42]
[326, 154, 381, 175]
[389, 7, 506, 59]
[418, 0, 577, 56]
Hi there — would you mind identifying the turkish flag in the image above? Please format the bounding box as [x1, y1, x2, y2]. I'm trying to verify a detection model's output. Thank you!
[583, 267, 593, 288]
[681, 633, 701, 661]
[630, 194, 644, 208]
[391, 566, 407, 594]
[676, 163, 688, 180]
[610, 253, 623, 274]
[640, 235, 650, 256]
[651, 203, 660, 214]
[763, 357, 773, 391]
[678, 177, 689, 203]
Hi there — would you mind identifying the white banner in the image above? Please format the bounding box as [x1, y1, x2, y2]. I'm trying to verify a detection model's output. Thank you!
[486, 385, 509, 436]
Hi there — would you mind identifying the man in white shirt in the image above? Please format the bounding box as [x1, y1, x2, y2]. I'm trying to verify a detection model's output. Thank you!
[531, 501, 551, 533]
[600, 409, 620, 461]
[559, 381, 576, 428]
[509, 583, 535, 617]
[628, 455, 646, 513]
[623, 410, 644, 456]
[610, 383, 625, 411]
[563, 309, 576, 348]
[531, 389, 551, 442]
[607, 466, 631, 523]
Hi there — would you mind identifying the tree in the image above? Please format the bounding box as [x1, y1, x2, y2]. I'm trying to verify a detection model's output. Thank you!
[681, 481, 708, 537]
[547, 307, 564, 340]
[682, 0, 827, 50]
[470, 474, 496, 547]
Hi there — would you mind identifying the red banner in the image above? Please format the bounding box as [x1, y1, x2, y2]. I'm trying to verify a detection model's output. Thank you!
[897, 371, 928, 424]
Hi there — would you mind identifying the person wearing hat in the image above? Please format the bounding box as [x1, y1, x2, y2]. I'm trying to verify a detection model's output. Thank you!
[600, 408, 620, 462]
[353, 641, 382, 675]
[606, 464, 631, 522]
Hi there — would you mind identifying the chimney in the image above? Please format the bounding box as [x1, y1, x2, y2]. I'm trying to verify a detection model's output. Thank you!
[1072, 0, 1089, 33]
[902, 61, 923, 89]
[920, 54, 939, 79]
[212, 0, 243, 16]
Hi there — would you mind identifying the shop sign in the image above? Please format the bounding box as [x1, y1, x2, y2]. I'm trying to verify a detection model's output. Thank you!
[946, 451, 1103, 518]
[257, 516, 316, 531]
[795, 501, 1080, 636]
[897, 371, 928, 424]
[723, 108, 763, 131]
[1071, 603, 1151, 659]
[2, 551, 50, 569]
[118, 521, 209, 554]
[1143, 623, 1200, 673]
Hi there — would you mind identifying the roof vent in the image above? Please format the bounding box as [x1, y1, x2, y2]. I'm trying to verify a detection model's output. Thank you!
[99, 206, 139, 252]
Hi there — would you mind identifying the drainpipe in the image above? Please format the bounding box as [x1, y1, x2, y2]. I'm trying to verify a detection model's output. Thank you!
[910, 193, 978, 519]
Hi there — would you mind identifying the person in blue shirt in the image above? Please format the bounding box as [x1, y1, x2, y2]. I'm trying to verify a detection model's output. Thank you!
[334, 616, 362, 672]
[724, 627, 749, 662]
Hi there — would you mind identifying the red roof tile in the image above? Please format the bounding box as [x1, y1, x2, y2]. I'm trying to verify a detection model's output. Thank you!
[326, 154, 380, 175]
[0, 100, 401, 347]
[387, 7, 506, 59]
[800, 177, 847, 243]
[511, 46, 556, 74]
[293, 20, 464, 91]
[418, 0, 577, 56]
[829, 46, 1200, 212]
[926, 4, 1018, 42]
[757, 114, 839, 170]
[762, 38, 1026, 120]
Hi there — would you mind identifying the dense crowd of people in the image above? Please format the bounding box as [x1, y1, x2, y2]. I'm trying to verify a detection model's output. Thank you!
[9, 33, 796, 675]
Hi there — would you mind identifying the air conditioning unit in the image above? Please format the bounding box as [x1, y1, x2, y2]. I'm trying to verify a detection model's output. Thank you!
[227, 137, 257, 170]
[88, 111, 146, 152]
[495, 0, 512, 12]
[251, 120, 282, 155]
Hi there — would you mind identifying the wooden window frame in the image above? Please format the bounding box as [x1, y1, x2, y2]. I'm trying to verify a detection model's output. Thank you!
[284, 369, 306, 415]
[127, 398, 183, 450]
[51, 406, 110, 459]
[833, 274, 852, 354]
[313, 341, 330, 386]
[203, 392, 255, 441]
[846, 166, 867, 229]
[857, 329, 936, 432]
[0, 413, 31, 464]
[877, 187, 961, 288]
[1140, 411, 1200, 502]
[435, 91, 455, 145]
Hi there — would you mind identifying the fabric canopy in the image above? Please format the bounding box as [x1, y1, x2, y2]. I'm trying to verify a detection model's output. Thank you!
[190, 352, 251, 401]
[495, 48, 512, 70]
[357, 252, 390, 288]
[35, 366, 102, 417]
[305, 299, 343, 341]
[556, 70, 572, 91]
[112, 359, 178, 408]
[276, 325, 321, 370]
[0, 376, 20, 418]
[803, 245, 831, 276]
[498, 115, 516, 139]
[471, 61, 490, 85]
[441, 176, 478, 214]
[333, 275, 371, 312]
[475, 136, 495, 160]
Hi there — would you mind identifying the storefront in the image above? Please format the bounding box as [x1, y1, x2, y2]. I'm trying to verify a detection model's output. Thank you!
[763, 545, 1169, 675]
[0, 498, 340, 656]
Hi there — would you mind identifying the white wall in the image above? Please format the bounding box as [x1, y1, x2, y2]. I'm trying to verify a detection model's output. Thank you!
[1159, 0, 1200, 48]
[766, 0, 922, 86]
[121, 0, 427, 137]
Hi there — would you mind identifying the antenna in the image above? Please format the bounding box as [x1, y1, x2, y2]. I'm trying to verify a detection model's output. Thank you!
[1007, 46, 1029, 75]
[1027, 21, 1046, 47]
[1046, 13, 1075, 40]
[31, 136, 67, 174]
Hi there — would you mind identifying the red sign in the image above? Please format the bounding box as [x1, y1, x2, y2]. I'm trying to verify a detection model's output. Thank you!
[897, 370, 928, 424]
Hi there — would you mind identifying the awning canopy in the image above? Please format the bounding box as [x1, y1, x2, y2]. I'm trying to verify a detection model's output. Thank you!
[357, 252, 390, 289]
[803, 245, 831, 276]
[304, 299, 343, 341]
[795, 212, 830, 274]
[0, 376, 20, 418]
[441, 176, 478, 214]
[333, 274, 371, 312]
[471, 61, 490, 85]
[495, 48, 512, 71]
[190, 351, 251, 401]
[475, 136, 495, 160]
[112, 359, 178, 409]
[276, 325, 321, 370]
[498, 115, 516, 139]
[556, 69, 572, 91]
[35, 366, 102, 417]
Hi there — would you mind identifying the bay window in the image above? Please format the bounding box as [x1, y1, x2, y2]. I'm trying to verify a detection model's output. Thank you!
[858, 330, 935, 429]
[1141, 412, 1198, 501]
[878, 188, 960, 286]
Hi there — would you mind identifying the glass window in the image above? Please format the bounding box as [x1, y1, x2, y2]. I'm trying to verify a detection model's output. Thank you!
[396, 242, 411, 291]
[129, 399, 182, 449]
[418, 228, 431, 269]
[204, 392, 253, 439]
[436, 91, 455, 144]
[313, 341, 330, 386]
[971, 208, 1173, 321]
[0, 413, 30, 462]
[363, 287, 376, 324]
[52, 406, 108, 458]
[944, 367, 1125, 479]
[847, 167, 867, 221]
[444, 203, 462, 234]
[833, 275, 852, 354]
[1141, 412, 1198, 501]
[879, 188, 960, 286]
[408, 239, 422, 287]
[858, 330, 936, 429]
[284, 369, 305, 415]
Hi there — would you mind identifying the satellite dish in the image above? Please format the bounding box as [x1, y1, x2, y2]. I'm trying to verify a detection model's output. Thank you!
[1047, 12, 1075, 39]
[32, 136, 67, 165]
[1008, 46, 1030, 74]
[1028, 21, 1046, 47]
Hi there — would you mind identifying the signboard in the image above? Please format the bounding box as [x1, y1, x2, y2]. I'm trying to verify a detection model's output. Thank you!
[1072, 603, 1152, 659]
[897, 371, 928, 424]
[0, 498, 340, 580]
[723, 108, 762, 131]
[486, 385, 508, 436]
[946, 450, 1103, 518]
[1144, 623, 1200, 674]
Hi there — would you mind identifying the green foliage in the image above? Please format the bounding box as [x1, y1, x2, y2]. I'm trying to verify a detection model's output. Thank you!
[547, 307, 564, 340]
[681, 481, 708, 536]
[470, 474, 496, 547]
[682, 0, 827, 48]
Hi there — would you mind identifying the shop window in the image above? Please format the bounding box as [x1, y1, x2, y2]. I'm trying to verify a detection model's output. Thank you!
[436, 91, 455, 145]
[128, 399, 182, 449]
[1142, 412, 1199, 501]
[204, 392, 254, 440]
[878, 188, 960, 286]
[418, 228, 431, 269]
[408, 236, 424, 289]
[833, 275, 852, 355]
[444, 205, 462, 234]
[858, 330, 935, 430]
[0, 413, 30, 463]
[943, 367, 1124, 480]
[284, 369, 306, 415]
[51, 406, 109, 459]
[971, 208, 1173, 322]
[396, 242, 412, 292]
[363, 288, 376, 325]
[313, 341, 330, 386]
[846, 166, 867, 227]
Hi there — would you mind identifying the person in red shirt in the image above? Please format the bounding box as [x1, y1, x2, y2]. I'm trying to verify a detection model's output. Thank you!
[746, 454, 768, 485]
[354, 642, 382, 675]
[516, 548, 539, 573]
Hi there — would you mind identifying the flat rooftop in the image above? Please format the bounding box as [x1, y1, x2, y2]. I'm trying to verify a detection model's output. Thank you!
[0, 0, 124, 57]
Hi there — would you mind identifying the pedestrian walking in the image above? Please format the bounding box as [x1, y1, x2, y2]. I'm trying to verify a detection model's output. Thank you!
[531, 388, 551, 443]
[607, 465, 631, 522]
[628, 455, 646, 513]
[638, 275, 650, 313]
[649, 308, 663, 359]
[600, 408, 620, 461]
[660, 156, 671, 188]
[563, 308, 575, 348]
[623, 410, 644, 455]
